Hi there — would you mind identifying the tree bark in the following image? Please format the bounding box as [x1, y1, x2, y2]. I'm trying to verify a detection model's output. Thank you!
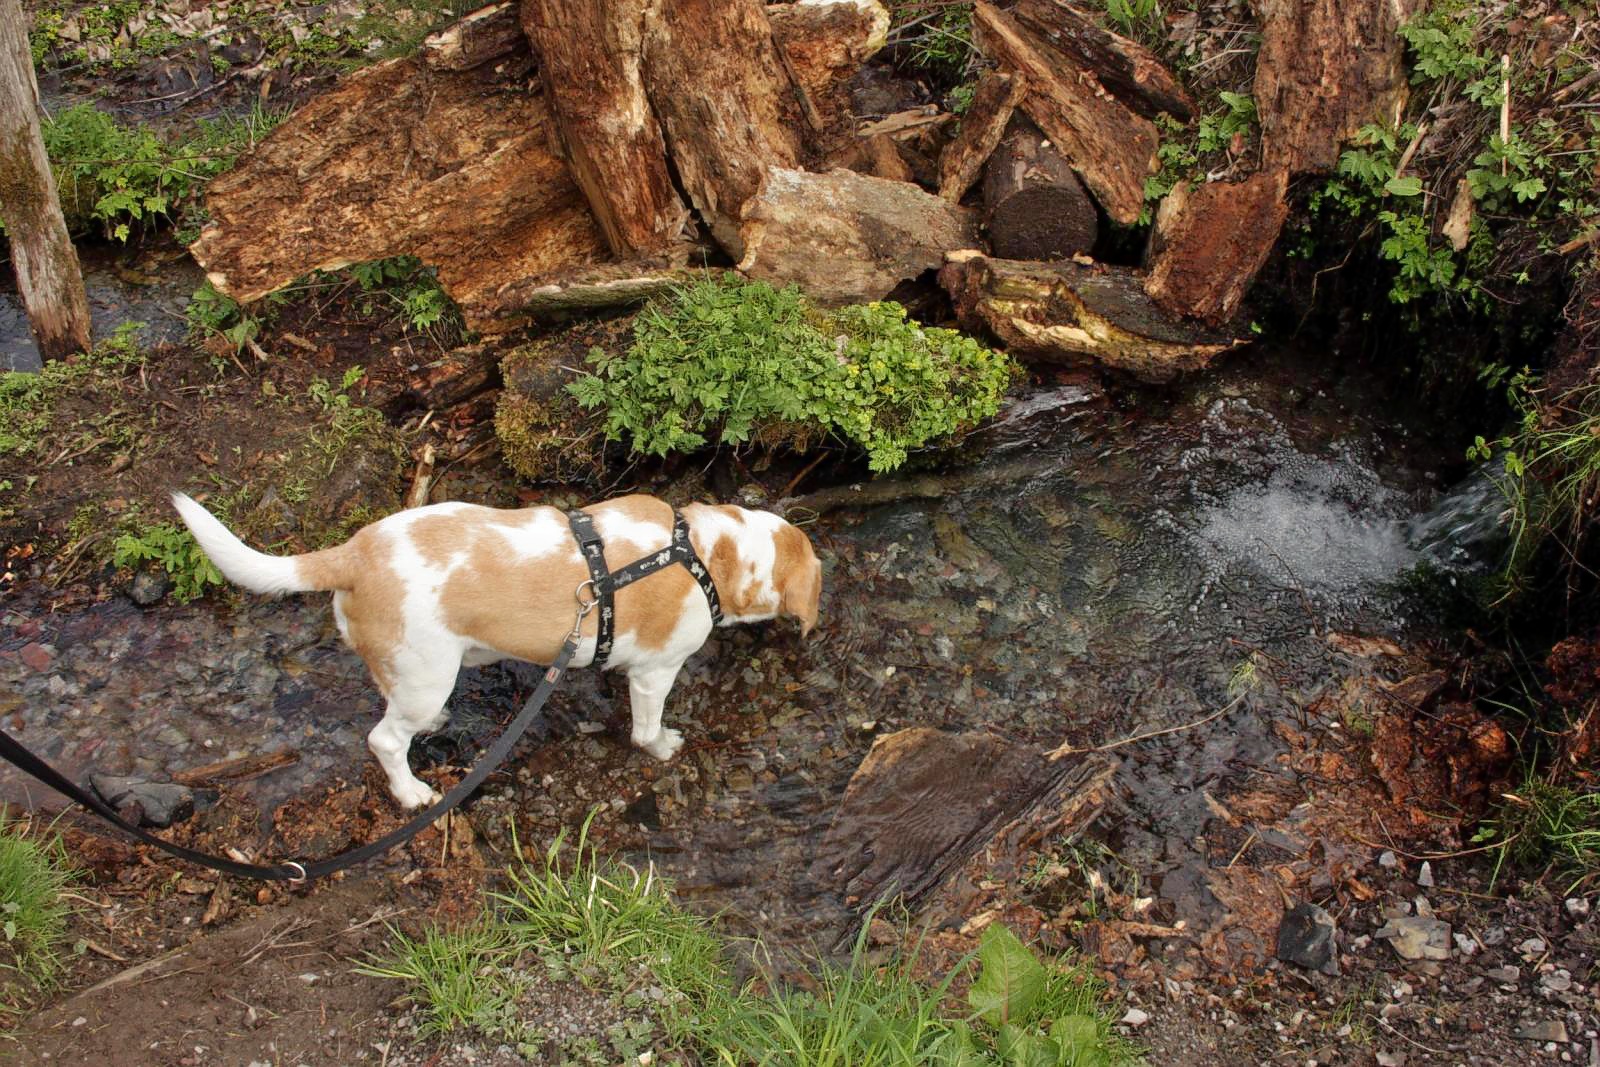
[419, 2, 524, 70]
[937, 70, 1027, 202]
[971, 0, 1156, 225]
[939, 250, 1242, 382]
[520, 0, 688, 256]
[768, 0, 890, 144]
[1011, 0, 1192, 122]
[1143, 169, 1288, 324]
[188, 52, 606, 331]
[0, 0, 90, 362]
[1253, 0, 1415, 175]
[739, 167, 980, 305]
[641, 0, 804, 258]
[981, 115, 1098, 260]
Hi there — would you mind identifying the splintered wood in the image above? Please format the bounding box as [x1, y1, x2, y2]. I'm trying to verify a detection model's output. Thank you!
[1144, 169, 1290, 325]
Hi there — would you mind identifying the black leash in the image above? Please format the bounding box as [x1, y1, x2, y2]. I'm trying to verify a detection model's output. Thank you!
[0, 636, 578, 884]
[567, 507, 722, 667]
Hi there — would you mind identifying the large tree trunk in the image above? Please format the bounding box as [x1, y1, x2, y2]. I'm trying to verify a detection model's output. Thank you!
[1010, 0, 1192, 121]
[982, 116, 1098, 261]
[939, 250, 1242, 382]
[641, 0, 804, 257]
[937, 70, 1027, 202]
[0, 0, 89, 362]
[520, 0, 688, 256]
[971, 1, 1156, 225]
[1253, 0, 1414, 174]
[189, 51, 606, 330]
[739, 167, 979, 305]
[1143, 169, 1289, 325]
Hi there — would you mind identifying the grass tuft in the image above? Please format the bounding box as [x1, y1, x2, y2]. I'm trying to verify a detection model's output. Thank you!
[0, 816, 78, 1020]
[1477, 777, 1600, 893]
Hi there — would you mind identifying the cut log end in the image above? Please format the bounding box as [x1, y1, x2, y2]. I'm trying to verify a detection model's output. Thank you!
[982, 116, 1098, 261]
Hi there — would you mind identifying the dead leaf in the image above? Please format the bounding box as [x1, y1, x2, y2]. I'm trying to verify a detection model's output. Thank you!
[1442, 179, 1474, 252]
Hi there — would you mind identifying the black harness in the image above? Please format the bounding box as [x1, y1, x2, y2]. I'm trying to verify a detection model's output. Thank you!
[0, 510, 724, 883]
[567, 507, 723, 666]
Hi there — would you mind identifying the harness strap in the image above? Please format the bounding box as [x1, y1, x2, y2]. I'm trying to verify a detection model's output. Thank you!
[0, 639, 578, 882]
[567, 509, 723, 668]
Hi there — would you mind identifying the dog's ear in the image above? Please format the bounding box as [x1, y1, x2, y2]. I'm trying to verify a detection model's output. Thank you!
[774, 523, 821, 637]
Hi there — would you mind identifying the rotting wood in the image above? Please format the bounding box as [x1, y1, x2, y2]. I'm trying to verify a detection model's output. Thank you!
[1253, 0, 1415, 174]
[521, 0, 688, 256]
[172, 749, 299, 787]
[836, 107, 954, 187]
[641, 0, 804, 258]
[738, 167, 980, 305]
[1011, 0, 1192, 121]
[368, 344, 502, 418]
[939, 250, 1243, 382]
[482, 254, 704, 330]
[0, 0, 90, 361]
[419, 2, 523, 70]
[982, 115, 1098, 260]
[769, 0, 890, 143]
[937, 70, 1027, 202]
[971, 0, 1156, 225]
[189, 52, 607, 330]
[405, 443, 437, 509]
[1143, 169, 1289, 325]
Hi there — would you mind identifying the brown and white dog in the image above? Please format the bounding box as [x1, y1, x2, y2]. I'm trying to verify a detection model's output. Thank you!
[172, 493, 822, 809]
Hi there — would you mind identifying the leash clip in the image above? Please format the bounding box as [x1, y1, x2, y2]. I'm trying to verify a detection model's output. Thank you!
[569, 580, 598, 640]
[282, 860, 307, 885]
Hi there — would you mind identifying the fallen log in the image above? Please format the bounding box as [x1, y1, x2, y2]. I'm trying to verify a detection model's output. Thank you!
[937, 70, 1028, 202]
[939, 250, 1243, 382]
[738, 167, 980, 305]
[189, 52, 606, 329]
[1143, 169, 1288, 324]
[1011, 0, 1192, 121]
[521, 0, 688, 256]
[419, 2, 524, 70]
[971, 0, 1156, 225]
[769, 0, 890, 141]
[982, 115, 1098, 260]
[1253, 0, 1415, 174]
[642, 0, 804, 257]
[837, 107, 953, 187]
[483, 255, 704, 329]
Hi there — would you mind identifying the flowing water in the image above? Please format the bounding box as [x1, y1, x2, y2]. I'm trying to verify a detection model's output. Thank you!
[0, 345, 1508, 954]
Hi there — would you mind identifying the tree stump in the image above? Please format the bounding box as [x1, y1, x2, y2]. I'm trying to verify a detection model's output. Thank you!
[982, 116, 1098, 261]
[1143, 169, 1289, 325]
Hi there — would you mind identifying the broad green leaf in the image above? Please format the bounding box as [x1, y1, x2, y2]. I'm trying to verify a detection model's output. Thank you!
[968, 924, 1046, 1025]
[1384, 176, 1423, 197]
[1051, 1014, 1103, 1065]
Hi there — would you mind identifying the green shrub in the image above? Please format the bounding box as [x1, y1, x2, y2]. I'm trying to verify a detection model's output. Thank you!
[112, 522, 224, 602]
[568, 274, 1015, 472]
[0, 818, 77, 1019]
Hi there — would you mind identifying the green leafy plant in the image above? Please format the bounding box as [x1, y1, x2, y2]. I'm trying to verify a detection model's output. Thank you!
[569, 274, 1014, 472]
[112, 522, 224, 602]
[890, 2, 977, 79]
[0, 817, 77, 1020]
[346, 257, 462, 341]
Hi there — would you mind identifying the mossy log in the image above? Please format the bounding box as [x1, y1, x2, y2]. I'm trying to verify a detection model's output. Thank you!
[971, 0, 1156, 225]
[981, 115, 1098, 261]
[1143, 169, 1289, 325]
[939, 250, 1243, 382]
[738, 167, 980, 305]
[495, 340, 611, 486]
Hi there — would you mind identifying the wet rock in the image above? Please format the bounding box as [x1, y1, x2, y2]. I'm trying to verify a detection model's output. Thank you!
[127, 570, 171, 607]
[1374, 915, 1451, 961]
[18, 642, 53, 672]
[89, 774, 195, 828]
[1516, 1020, 1570, 1043]
[1485, 965, 1520, 985]
[1275, 901, 1340, 976]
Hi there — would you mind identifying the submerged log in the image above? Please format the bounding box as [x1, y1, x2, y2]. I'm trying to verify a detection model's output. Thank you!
[521, 0, 688, 256]
[972, 0, 1156, 225]
[982, 116, 1098, 261]
[1254, 0, 1415, 174]
[939, 250, 1243, 382]
[937, 70, 1028, 202]
[642, 0, 804, 257]
[1143, 169, 1288, 325]
[739, 167, 980, 305]
[1011, 0, 1192, 121]
[189, 53, 605, 329]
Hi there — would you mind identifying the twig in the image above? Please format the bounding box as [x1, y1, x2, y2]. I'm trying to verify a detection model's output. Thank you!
[779, 453, 829, 499]
[1499, 53, 1512, 177]
[1559, 228, 1600, 256]
[1047, 693, 1246, 760]
[1390, 120, 1431, 182]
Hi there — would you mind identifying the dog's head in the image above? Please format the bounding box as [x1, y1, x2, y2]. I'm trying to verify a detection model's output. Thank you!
[772, 520, 822, 637]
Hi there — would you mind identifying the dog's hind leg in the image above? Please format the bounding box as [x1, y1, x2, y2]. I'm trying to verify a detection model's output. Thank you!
[368, 667, 458, 809]
[626, 663, 685, 762]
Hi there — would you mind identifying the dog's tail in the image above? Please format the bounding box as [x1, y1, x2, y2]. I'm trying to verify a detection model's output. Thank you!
[170, 492, 353, 596]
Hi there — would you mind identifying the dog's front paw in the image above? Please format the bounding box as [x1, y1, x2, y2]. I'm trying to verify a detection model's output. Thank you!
[639, 728, 684, 762]
[391, 778, 440, 810]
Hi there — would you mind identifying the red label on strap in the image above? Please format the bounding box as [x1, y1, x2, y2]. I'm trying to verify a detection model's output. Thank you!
[545, 667, 560, 683]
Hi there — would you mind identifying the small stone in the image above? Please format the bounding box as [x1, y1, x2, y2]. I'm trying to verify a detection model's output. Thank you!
[1482, 925, 1507, 946]
[88, 775, 195, 828]
[1376, 1052, 1407, 1066]
[1417, 861, 1434, 887]
[1276, 902, 1340, 976]
[1378, 850, 1399, 868]
[1541, 969, 1573, 994]
[72, 1017, 87, 1028]
[1485, 965, 1521, 985]
[127, 570, 171, 607]
[576, 721, 606, 734]
[1565, 897, 1590, 920]
[18, 642, 52, 672]
[1516, 1020, 1569, 1043]
[1517, 937, 1548, 957]
[297, 973, 320, 984]
[1120, 1008, 1150, 1027]
[1453, 933, 1478, 957]
[1374, 916, 1451, 961]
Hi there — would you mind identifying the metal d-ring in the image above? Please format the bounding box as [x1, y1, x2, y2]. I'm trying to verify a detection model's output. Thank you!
[282, 860, 308, 884]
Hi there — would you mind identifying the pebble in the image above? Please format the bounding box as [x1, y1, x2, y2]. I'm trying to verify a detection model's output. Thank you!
[1379, 850, 1399, 869]
[1565, 898, 1591, 920]
[1540, 969, 1573, 994]
[18, 642, 53, 672]
[1453, 933, 1478, 957]
[1120, 1008, 1150, 1027]
[1417, 861, 1434, 887]
[1518, 937, 1548, 957]
[1376, 1053, 1406, 1066]
[1486, 966, 1521, 985]
[1375, 916, 1451, 961]
[1516, 1020, 1570, 1043]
